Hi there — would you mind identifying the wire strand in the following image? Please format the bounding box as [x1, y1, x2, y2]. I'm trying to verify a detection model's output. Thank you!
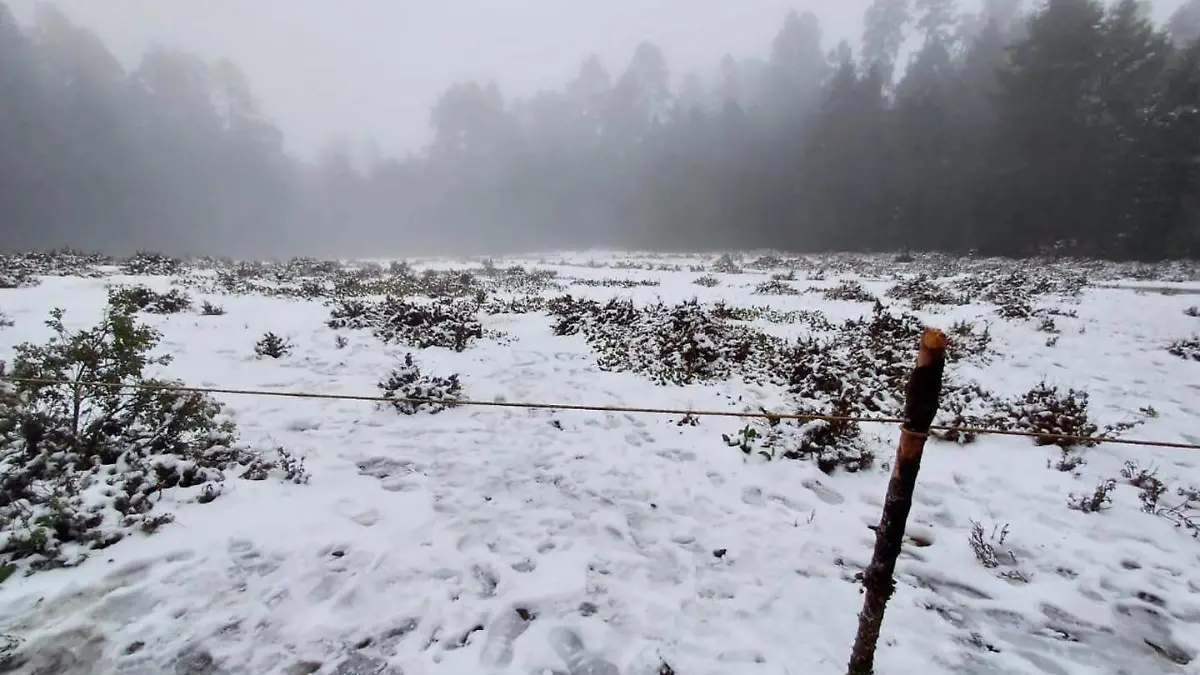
[1, 375, 1196, 452]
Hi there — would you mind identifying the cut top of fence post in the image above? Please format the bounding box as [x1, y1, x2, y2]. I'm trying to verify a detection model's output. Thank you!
[917, 328, 948, 365]
[903, 328, 948, 438]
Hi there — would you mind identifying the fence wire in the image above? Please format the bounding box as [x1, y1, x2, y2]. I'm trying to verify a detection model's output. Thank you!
[2, 375, 1197, 452]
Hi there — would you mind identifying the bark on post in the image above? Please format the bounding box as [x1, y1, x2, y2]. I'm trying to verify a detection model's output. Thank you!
[846, 328, 947, 675]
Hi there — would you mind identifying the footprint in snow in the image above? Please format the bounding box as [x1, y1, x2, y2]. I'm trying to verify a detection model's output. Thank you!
[801, 478, 844, 505]
[334, 500, 381, 527]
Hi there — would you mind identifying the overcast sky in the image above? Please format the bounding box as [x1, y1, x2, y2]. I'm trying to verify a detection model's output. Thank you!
[6, 0, 1186, 159]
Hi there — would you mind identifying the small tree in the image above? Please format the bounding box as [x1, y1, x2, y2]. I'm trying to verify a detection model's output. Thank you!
[0, 307, 238, 570]
[254, 332, 292, 359]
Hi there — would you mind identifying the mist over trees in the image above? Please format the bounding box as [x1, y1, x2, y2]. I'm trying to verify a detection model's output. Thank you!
[4, 0, 1200, 260]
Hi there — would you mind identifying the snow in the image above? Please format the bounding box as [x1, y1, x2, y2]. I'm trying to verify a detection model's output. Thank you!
[2, 255, 1200, 675]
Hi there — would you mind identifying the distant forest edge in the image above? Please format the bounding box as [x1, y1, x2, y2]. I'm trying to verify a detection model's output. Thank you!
[4, 0, 1200, 261]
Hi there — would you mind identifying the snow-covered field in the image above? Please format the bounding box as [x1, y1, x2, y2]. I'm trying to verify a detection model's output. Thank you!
[2, 251, 1200, 675]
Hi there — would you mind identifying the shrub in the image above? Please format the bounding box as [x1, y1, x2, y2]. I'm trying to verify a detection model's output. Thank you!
[378, 354, 463, 414]
[120, 251, 184, 276]
[710, 254, 743, 274]
[373, 298, 482, 352]
[572, 278, 660, 288]
[0, 309, 248, 571]
[200, 301, 226, 316]
[822, 280, 877, 303]
[1168, 337, 1200, 361]
[885, 275, 962, 309]
[754, 279, 800, 295]
[692, 275, 720, 288]
[328, 297, 483, 352]
[108, 285, 192, 315]
[549, 297, 778, 386]
[1068, 480, 1116, 513]
[986, 381, 1099, 449]
[775, 399, 874, 474]
[254, 333, 292, 359]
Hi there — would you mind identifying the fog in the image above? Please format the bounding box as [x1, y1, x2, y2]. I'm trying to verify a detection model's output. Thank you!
[7, 0, 880, 157]
[2, 0, 1198, 261]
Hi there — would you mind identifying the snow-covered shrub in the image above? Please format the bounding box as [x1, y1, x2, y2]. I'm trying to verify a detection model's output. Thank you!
[120, 251, 184, 276]
[373, 298, 482, 351]
[0, 262, 37, 289]
[327, 296, 483, 352]
[482, 295, 548, 315]
[931, 381, 998, 444]
[693, 274, 720, 288]
[326, 299, 374, 330]
[378, 353, 463, 414]
[754, 279, 800, 295]
[710, 254, 743, 274]
[775, 399, 875, 474]
[108, 285, 192, 314]
[747, 254, 789, 270]
[240, 448, 310, 485]
[886, 275, 963, 309]
[482, 265, 561, 294]
[0, 309, 265, 572]
[946, 319, 993, 363]
[1068, 480, 1116, 513]
[571, 277, 661, 288]
[985, 381, 1098, 450]
[550, 297, 778, 386]
[996, 298, 1035, 320]
[0, 249, 110, 280]
[0, 312, 10, 330]
[822, 280, 877, 303]
[382, 268, 481, 298]
[1168, 337, 1200, 361]
[200, 301, 226, 316]
[254, 332, 292, 359]
[284, 256, 343, 278]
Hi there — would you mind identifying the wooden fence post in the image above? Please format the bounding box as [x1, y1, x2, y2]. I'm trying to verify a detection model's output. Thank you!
[846, 327, 947, 675]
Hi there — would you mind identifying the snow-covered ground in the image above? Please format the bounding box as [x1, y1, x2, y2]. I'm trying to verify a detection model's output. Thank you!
[2, 252, 1200, 675]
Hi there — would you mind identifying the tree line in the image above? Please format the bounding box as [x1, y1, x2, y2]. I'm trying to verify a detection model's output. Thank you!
[4, 0, 1200, 260]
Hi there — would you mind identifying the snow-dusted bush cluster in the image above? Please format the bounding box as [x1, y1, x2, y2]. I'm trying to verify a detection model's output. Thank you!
[886, 275, 965, 309]
[0, 267, 37, 290]
[571, 277, 661, 288]
[985, 381, 1098, 449]
[328, 296, 483, 352]
[710, 253, 743, 274]
[0, 308, 302, 573]
[0, 312, 11, 330]
[120, 251, 185, 276]
[1168, 336, 1200, 361]
[821, 280, 877, 303]
[108, 285, 193, 314]
[475, 262, 562, 294]
[550, 296, 778, 386]
[755, 304, 935, 471]
[378, 353, 463, 415]
[482, 295, 548, 315]
[391, 267, 482, 299]
[754, 278, 800, 295]
[0, 250, 113, 284]
[955, 269, 1089, 322]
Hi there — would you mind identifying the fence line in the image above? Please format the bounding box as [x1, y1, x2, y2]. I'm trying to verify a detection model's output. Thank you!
[1, 375, 1197, 452]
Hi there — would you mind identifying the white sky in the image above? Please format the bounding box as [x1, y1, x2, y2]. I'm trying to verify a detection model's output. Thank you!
[6, 0, 1185, 158]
